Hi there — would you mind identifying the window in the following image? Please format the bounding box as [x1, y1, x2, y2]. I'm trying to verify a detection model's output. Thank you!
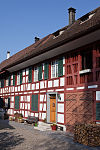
[31, 94, 38, 111]
[81, 50, 92, 70]
[15, 96, 19, 110]
[17, 73, 20, 85]
[34, 67, 38, 82]
[5, 79, 9, 86]
[51, 60, 58, 78]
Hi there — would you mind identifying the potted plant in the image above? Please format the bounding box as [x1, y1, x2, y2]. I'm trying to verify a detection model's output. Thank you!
[51, 123, 57, 130]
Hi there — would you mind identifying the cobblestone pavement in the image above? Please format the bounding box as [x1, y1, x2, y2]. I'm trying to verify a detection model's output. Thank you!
[0, 120, 100, 150]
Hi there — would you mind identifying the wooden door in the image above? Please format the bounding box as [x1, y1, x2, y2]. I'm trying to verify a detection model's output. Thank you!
[50, 96, 56, 123]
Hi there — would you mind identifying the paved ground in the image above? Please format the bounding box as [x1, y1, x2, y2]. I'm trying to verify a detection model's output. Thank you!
[0, 120, 100, 150]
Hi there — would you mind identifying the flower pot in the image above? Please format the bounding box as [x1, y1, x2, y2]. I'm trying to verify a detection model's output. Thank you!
[51, 125, 57, 130]
[34, 123, 38, 127]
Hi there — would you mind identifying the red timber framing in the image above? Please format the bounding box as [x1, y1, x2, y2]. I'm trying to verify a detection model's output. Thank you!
[0, 41, 100, 132]
[0, 56, 66, 128]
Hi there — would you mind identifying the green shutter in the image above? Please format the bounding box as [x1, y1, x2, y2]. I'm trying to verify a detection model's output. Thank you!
[15, 96, 19, 110]
[8, 76, 11, 86]
[13, 74, 16, 86]
[1, 79, 4, 88]
[8, 97, 10, 109]
[96, 103, 100, 120]
[31, 94, 38, 111]
[58, 58, 63, 77]
[38, 65, 42, 81]
[20, 71, 22, 85]
[44, 63, 49, 80]
[29, 68, 32, 83]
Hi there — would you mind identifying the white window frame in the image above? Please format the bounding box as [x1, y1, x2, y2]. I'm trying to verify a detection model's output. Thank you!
[34, 67, 38, 82]
[51, 60, 58, 78]
[17, 73, 20, 85]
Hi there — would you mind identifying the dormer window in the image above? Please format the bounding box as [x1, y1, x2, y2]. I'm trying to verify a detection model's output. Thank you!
[80, 13, 95, 24]
[53, 30, 64, 39]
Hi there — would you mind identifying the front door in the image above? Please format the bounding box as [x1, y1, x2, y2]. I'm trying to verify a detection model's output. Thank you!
[50, 95, 56, 123]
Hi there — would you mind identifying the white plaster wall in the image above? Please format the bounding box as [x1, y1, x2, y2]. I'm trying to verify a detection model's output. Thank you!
[25, 103, 28, 109]
[27, 84, 31, 90]
[40, 81, 44, 89]
[21, 85, 23, 91]
[23, 77, 25, 83]
[35, 113, 38, 117]
[22, 111, 24, 117]
[21, 96, 23, 101]
[96, 91, 100, 100]
[63, 66, 65, 75]
[40, 104, 43, 111]
[54, 79, 59, 87]
[48, 81, 52, 88]
[60, 77, 64, 86]
[28, 104, 30, 110]
[57, 114, 64, 123]
[58, 104, 64, 113]
[10, 103, 14, 108]
[42, 113, 46, 120]
[58, 93, 64, 102]
[27, 96, 30, 102]
[26, 76, 28, 83]
[15, 87, 17, 92]
[32, 84, 35, 90]
[36, 83, 39, 89]
[11, 96, 14, 102]
[31, 113, 34, 117]
[23, 70, 25, 76]
[26, 68, 29, 75]
[18, 86, 20, 91]
[40, 94, 46, 102]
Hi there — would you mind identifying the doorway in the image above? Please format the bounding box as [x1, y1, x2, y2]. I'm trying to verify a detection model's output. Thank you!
[47, 92, 57, 123]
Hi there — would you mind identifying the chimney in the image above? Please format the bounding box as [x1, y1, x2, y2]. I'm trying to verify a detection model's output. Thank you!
[35, 37, 40, 42]
[68, 7, 76, 25]
[7, 51, 10, 59]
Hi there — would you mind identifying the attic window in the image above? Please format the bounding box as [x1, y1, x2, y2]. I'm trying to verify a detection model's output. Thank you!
[53, 30, 64, 39]
[80, 13, 95, 24]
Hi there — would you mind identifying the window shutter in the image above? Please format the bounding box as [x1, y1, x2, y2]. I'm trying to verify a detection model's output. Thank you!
[13, 74, 16, 86]
[44, 63, 49, 80]
[31, 94, 38, 111]
[20, 71, 22, 85]
[15, 96, 19, 110]
[58, 58, 63, 77]
[29, 67, 32, 83]
[96, 103, 100, 120]
[8, 97, 10, 109]
[38, 65, 42, 81]
[8, 76, 11, 86]
[1, 79, 4, 88]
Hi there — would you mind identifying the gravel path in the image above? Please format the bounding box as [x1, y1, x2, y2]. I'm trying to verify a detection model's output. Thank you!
[0, 120, 100, 150]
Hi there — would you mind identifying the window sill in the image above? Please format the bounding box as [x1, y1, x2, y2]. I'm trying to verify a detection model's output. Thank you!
[79, 69, 91, 74]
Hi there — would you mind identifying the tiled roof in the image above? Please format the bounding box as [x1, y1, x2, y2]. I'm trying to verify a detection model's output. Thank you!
[0, 7, 100, 71]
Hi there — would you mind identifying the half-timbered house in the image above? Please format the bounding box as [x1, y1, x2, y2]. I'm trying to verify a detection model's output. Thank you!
[0, 7, 100, 132]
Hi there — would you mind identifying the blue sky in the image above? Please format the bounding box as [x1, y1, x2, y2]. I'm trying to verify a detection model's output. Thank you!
[0, 0, 100, 63]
